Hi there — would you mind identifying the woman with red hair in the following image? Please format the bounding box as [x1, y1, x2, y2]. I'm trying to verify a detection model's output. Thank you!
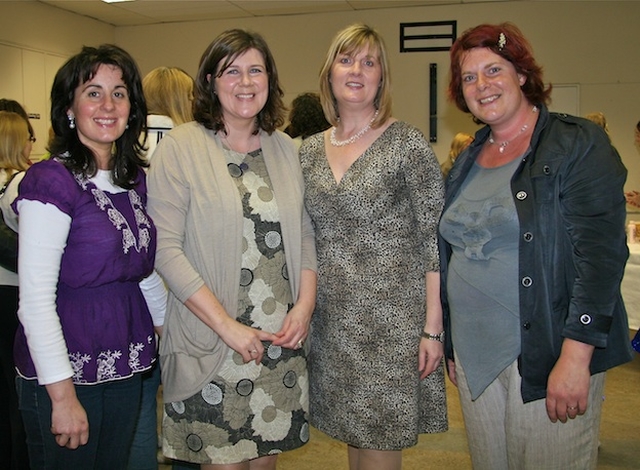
[439, 22, 632, 469]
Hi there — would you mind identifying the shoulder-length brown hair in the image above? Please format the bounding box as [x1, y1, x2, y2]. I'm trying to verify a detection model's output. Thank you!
[319, 24, 392, 128]
[448, 22, 552, 120]
[193, 29, 285, 134]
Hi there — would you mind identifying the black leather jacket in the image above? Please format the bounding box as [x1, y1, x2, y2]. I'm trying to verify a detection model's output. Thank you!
[439, 104, 633, 402]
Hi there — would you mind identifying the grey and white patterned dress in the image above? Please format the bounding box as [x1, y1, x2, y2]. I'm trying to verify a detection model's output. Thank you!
[162, 148, 309, 464]
[300, 121, 448, 450]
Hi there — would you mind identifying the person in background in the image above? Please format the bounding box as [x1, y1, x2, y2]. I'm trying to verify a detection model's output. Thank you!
[147, 29, 317, 470]
[12, 44, 166, 469]
[584, 111, 611, 141]
[440, 22, 632, 469]
[0, 110, 32, 470]
[300, 24, 447, 470]
[440, 132, 474, 179]
[284, 92, 330, 149]
[142, 66, 194, 160]
[624, 120, 640, 208]
[127, 65, 195, 470]
[0, 99, 36, 150]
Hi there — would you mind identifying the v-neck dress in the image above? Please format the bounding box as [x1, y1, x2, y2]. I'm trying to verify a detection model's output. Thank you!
[300, 121, 448, 450]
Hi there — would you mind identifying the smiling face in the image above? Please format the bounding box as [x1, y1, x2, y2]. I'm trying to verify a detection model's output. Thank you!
[213, 48, 268, 127]
[67, 63, 130, 163]
[460, 47, 528, 127]
[329, 45, 381, 111]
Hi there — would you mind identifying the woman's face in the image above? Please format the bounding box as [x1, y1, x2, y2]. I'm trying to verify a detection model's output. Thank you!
[212, 48, 269, 127]
[67, 63, 131, 160]
[459, 47, 527, 127]
[329, 45, 382, 110]
[22, 136, 32, 160]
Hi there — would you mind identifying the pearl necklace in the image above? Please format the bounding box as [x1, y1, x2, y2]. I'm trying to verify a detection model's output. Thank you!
[488, 106, 538, 153]
[330, 110, 379, 147]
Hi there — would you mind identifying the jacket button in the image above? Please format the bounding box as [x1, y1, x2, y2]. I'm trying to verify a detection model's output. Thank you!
[521, 276, 532, 287]
[516, 191, 528, 200]
[580, 314, 592, 325]
[523, 322, 531, 330]
[543, 165, 551, 175]
[523, 232, 533, 242]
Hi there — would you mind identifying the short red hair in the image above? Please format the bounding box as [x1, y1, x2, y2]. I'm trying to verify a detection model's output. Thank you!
[448, 23, 551, 115]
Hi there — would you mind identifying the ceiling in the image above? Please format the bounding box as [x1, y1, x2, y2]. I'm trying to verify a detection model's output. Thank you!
[37, 0, 516, 27]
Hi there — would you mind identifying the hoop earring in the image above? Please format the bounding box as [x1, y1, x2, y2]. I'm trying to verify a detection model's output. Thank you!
[68, 114, 75, 129]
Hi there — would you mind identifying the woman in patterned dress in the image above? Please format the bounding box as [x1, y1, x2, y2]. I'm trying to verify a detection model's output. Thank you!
[13, 44, 167, 469]
[300, 24, 447, 470]
[147, 29, 317, 469]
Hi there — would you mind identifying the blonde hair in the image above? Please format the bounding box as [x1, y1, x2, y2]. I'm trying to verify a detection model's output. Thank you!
[319, 24, 392, 128]
[449, 132, 474, 161]
[585, 112, 610, 137]
[0, 111, 31, 179]
[142, 67, 194, 125]
[441, 132, 473, 178]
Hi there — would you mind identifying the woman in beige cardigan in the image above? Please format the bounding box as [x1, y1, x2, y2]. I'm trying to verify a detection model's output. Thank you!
[147, 29, 317, 470]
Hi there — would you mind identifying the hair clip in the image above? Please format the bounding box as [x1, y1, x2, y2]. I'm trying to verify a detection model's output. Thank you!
[498, 32, 507, 51]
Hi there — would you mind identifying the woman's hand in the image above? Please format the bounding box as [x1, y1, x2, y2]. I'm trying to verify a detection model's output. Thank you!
[45, 379, 89, 449]
[418, 337, 444, 380]
[217, 316, 278, 365]
[546, 338, 594, 423]
[625, 190, 640, 208]
[273, 269, 316, 351]
[446, 358, 458, 386]
[272, 303, 312, 350]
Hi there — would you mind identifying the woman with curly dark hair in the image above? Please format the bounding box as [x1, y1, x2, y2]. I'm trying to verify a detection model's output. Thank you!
[285, 92, 330, 146]
[13, 44, 166, 469]
[148, 29, 317, 469]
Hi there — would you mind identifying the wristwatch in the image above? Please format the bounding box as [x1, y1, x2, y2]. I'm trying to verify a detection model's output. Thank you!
[421, 330, 445, 343]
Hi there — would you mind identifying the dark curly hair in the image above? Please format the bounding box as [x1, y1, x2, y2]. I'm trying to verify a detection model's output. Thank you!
[448, 22, 552, 123]
[285, 92, 330, 139]
[49, 44, 148, 188]
[193, 29, 285, 134]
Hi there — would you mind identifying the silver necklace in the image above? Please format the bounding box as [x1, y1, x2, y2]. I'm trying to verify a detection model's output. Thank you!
[330, 110, 379, 147]
[488, 105, 538, 153]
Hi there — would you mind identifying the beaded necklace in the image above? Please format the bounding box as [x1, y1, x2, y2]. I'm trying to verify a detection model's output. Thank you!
[330, 110, 379, 147]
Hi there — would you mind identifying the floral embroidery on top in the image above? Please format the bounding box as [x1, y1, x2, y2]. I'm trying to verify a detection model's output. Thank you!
[73, 172, 151, 254]
[129, 342, 146, 371]
[70, 352, 92, 383]
[96, 349, 123, 381]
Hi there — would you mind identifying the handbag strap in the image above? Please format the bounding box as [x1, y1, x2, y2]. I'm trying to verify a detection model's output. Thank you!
[0, 171, 22, 198]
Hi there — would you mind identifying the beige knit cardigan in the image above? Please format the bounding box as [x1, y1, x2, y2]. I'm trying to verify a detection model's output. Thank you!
[147, 122, 317, 402]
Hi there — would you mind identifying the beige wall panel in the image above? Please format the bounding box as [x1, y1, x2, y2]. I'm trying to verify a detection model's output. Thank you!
[0, 43, 23, 100]
[0, 1, 114, 55]
[22, 49, 48, 157]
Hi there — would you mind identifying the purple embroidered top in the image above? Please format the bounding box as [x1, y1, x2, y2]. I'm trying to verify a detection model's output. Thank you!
[13, 158, 157, 385]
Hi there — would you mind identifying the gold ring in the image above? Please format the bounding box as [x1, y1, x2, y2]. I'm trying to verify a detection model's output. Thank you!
[249, 349, 257, 355]
[567, 406, 577, 411]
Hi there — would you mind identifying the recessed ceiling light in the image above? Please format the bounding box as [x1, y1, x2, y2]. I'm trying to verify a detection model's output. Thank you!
[101, 0, 136, 3]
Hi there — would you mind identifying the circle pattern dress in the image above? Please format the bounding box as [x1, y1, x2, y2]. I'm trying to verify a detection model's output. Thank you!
[162, 148, 309, 465]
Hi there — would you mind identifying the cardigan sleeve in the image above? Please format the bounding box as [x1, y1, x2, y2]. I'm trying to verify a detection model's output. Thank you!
[147, 132, 207, 303]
